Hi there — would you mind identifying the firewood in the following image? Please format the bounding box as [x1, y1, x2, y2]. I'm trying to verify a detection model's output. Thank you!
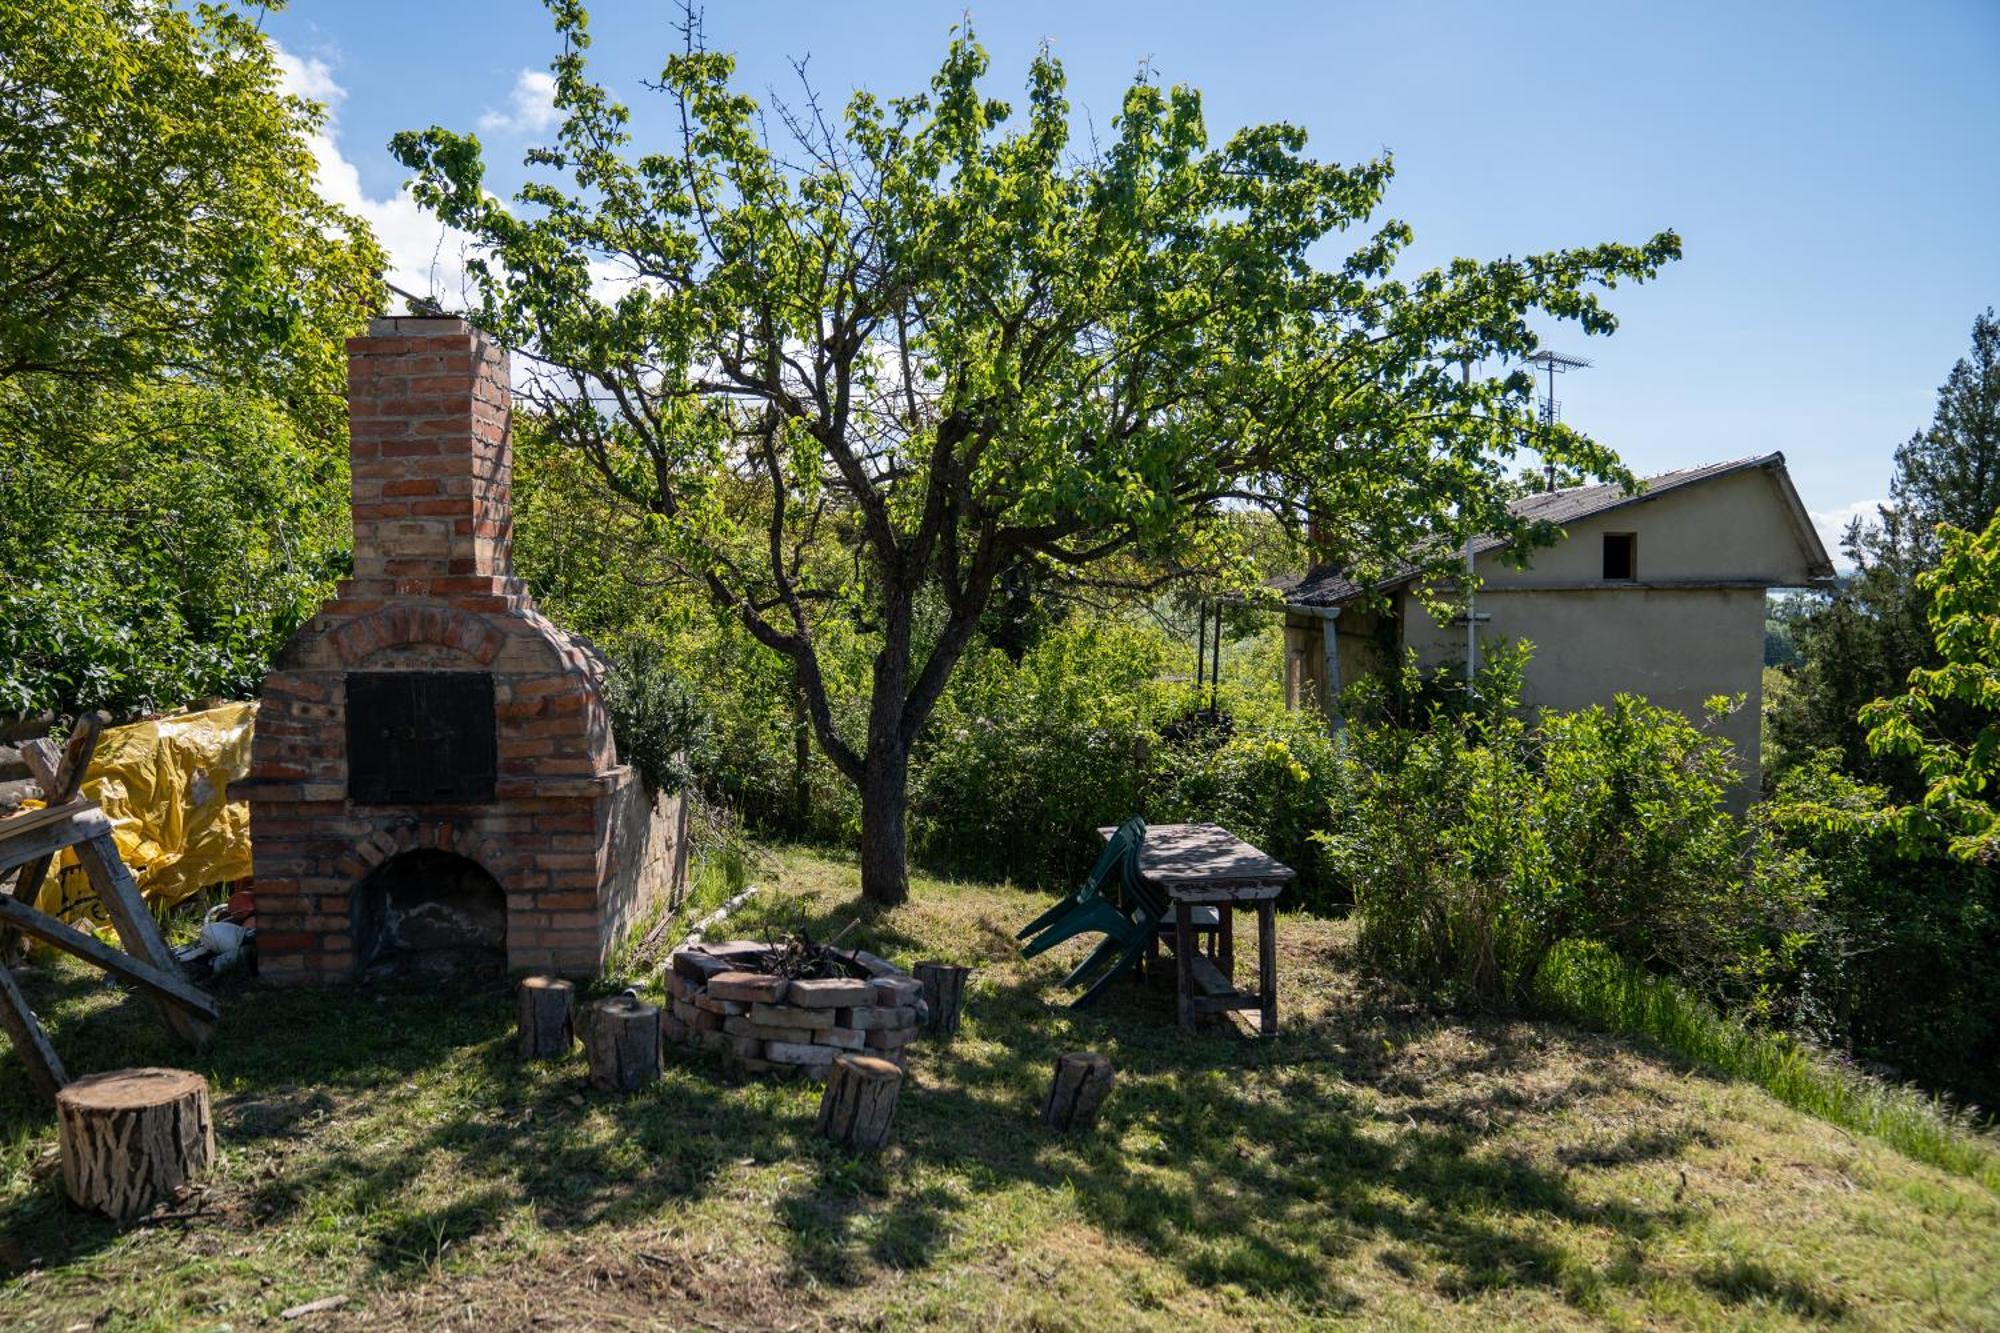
[56, 1067, 214, 1223]
[914, 961, 969, 1038]
[1041, 1052, 1114, 1132]
[583, 992, 661, 1091]
[516, 975, 576, 1060]
[815, 1053, 903, 1151]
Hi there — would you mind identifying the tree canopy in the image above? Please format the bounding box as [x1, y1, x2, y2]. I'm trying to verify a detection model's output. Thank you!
[394, 2, 1678, 900]
[0, 0, 383, 718]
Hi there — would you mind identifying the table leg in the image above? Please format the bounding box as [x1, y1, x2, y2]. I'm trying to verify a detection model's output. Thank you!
[1220, 906, 1236, 982]
[1174, 900, 1195, 1030]
[1257, 898, 1277, 1036]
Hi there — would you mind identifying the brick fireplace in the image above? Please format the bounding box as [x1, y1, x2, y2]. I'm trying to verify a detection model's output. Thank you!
[245, 317, 683, 982]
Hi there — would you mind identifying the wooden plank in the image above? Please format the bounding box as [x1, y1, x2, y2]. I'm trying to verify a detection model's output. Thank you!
[1183, 948, 1234, 998]
[17, 737, 60, 790]
[1189, 992, 1261, 1016]
[1218, 903, 1235, 984]
[0, 959, 67, 1102]
[0, 805, 112, 876]
[74, 834, 214, 1048]
[1098, 821, 1295, 899]
[0, 798, 100, 844]
[0, 893, 220, 1023]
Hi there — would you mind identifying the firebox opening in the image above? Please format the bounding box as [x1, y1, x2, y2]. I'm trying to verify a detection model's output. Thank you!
[351, 849, 507, 980]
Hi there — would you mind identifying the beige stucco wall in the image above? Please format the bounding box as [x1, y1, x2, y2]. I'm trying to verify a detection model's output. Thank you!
[1297, 465, 1827, 796]
[1398, 584, 1769, 793]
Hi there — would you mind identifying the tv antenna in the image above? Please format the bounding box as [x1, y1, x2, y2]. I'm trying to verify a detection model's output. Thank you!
[1524, 350, 1591, 491]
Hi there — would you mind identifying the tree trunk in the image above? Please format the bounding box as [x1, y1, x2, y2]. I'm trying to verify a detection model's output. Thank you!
[858, 720, 911, 907]
[57, 1067, 214, 1223]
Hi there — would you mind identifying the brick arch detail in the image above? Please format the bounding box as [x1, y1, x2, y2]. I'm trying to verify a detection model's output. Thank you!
[332, 819, 513, 891]
[329, 605, 505, 668]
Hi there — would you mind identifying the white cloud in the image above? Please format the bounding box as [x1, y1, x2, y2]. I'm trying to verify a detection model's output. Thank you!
[478, 69, 558, 137]
[1810, 498, 1884, 570]
[274, 42, 481, 313]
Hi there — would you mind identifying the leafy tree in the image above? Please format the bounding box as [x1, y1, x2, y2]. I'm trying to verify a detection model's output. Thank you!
[393, 3, 1677, 902]
[1863, 514, 2000, 862]
[1770, 311, 2000, 792]
[0, 0, 382, 718]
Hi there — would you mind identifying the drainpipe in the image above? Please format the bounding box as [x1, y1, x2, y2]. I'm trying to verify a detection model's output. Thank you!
[1465, 535, 1478, 685]
[1283, 603, 1343, 733]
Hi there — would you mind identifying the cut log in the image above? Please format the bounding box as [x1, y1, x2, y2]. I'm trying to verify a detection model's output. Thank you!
[914, 961, 969, 1038]
[583, 993, 661, 1092]
[517, 975, 576, 1060]
[56, 1067, 214, 1223]
[1041, 1051, 1114, 1132]
[815, 1053, 903, 1151]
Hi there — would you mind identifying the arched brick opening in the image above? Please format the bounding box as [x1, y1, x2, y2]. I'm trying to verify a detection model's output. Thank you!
[352, 849, 507, 979]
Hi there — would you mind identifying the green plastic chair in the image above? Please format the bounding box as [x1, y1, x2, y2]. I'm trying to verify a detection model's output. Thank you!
[1061, 869, 1173, 1006]
[1016, 816, 1146, 945]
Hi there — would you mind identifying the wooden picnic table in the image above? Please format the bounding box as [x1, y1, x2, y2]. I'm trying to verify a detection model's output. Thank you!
[1098, 822, 1292, 1035]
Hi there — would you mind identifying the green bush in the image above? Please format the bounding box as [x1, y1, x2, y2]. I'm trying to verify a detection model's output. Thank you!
[601, 639, 711, 796]
[1322, 652, 1822, 1012]
[1760, 751, 2000, 1109]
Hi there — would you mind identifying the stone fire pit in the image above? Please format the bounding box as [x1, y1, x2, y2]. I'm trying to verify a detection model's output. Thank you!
[664, 940, 928, 1078]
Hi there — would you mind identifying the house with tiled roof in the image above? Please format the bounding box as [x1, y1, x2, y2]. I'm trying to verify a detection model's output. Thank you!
[1272, 452, 1835, 792]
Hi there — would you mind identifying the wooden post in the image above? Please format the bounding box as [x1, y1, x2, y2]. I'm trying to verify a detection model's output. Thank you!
[914, 961, 968, 1038]
[583, 993, 660, 1092]
[1257, 898, 1278, 1036]
[516, 975, 575, 1060]
[0, 959, 66, 1102]
[815, 1054, 902, 1151]
[1041, 1052, 1114, 1132]
[1174, 901, 1196, 1030]
[56, 1067, 214, 1223]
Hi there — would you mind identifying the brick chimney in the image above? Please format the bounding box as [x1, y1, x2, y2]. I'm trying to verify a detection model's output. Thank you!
[346, 316, 513, 590]
[245, 317, 687, 984]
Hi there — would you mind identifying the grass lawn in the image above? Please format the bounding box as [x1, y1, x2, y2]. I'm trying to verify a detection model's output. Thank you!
[3, 845, 1998, 1330]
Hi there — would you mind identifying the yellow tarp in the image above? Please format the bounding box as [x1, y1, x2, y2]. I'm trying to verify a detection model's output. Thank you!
[33, 702, 256, 922]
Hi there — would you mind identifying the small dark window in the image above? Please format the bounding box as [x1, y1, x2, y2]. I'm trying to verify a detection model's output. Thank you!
[1603, 533, 1637, 581]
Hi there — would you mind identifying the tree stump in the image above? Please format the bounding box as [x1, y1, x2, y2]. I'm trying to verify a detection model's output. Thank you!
[516, 975, 576, 1060]
[815, 1054, 903, 1151]
[1041, 1052, 1114, 1132]
[583, 992, 661, 1091]
[56, 1067, 214, 1222]
[914, 961, 969, 1038]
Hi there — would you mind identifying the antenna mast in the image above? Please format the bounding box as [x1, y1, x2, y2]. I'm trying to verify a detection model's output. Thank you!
[1524, 350, 1592, 491]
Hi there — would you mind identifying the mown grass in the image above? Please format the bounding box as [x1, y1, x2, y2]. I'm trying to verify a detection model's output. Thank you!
[1535, 940, 2000, 1193]
[2, 845, 1997, 1329]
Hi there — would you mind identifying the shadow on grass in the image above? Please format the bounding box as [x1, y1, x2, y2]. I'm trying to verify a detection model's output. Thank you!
[0, 878, 1835, 1322]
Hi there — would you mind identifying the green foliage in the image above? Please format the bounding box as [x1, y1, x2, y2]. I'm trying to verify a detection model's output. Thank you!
[0, 0, 382, 410]
[1863, 513, 2000, 862]
[1770, 310, 2000, 796]
[601, 639, 709, 796]
[0, 0, 382, 719]
[392, 1, 1676, 900]
[1759, 751, 2000, 1107]
[1324, 651, 1820, 1013]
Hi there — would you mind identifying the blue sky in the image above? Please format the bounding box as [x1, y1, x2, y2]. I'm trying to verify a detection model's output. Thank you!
[262, 0, 1999, 555]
